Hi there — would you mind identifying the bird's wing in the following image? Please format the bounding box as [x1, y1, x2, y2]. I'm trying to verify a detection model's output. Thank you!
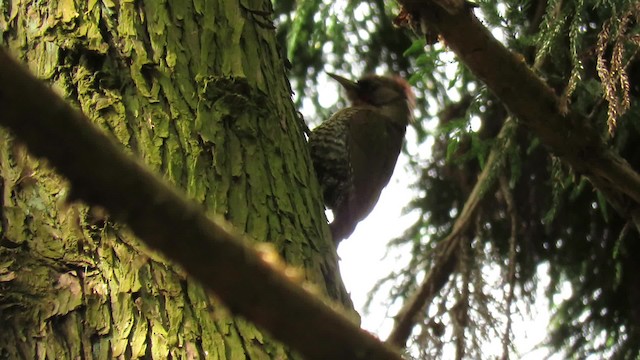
[346, 108, 405, 219]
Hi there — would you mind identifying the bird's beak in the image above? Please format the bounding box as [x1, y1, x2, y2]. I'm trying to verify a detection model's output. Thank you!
[326, 72, 359, 93]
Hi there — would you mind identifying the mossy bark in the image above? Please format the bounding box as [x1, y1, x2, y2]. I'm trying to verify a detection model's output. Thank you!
[0, 1, 351, 358]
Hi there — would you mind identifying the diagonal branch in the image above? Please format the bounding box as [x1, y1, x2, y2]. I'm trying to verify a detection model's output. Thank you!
[386, 118, 516, 348]
[398, 0, 640, 207]
[0, 48, 404, 360]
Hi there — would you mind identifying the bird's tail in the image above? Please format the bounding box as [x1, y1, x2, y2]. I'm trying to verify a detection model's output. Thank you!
[329, 215, 358, 245]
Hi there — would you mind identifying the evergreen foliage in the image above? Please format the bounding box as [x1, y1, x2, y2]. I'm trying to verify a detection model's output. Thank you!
[276, 0, 640, 358]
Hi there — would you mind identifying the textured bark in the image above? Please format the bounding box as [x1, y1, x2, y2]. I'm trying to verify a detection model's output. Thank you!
[0, 1, 350, 359]
[0, 47, 403, 360]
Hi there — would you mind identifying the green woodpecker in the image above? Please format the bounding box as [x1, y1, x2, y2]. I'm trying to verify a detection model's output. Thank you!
[309, 73, 414, 244]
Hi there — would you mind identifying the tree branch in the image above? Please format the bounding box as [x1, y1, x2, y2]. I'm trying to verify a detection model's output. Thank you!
[0, 48, 403, 360]
[398, 0, 640, 206]
[386, 118, 516, 348]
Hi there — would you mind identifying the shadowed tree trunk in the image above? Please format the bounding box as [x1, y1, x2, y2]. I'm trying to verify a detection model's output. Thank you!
[0, 1, 352, 358]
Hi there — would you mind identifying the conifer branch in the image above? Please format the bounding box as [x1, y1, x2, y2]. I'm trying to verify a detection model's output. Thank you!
[390, 0, 640, 347]
[387, 118, 516, 347]
[397, 0, 640, 206]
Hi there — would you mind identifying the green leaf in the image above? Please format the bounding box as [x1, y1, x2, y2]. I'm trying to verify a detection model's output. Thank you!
[404, 39, 427, 57]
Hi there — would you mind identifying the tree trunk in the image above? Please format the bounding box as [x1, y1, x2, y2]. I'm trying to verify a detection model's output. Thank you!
[0, 1, 351, 358]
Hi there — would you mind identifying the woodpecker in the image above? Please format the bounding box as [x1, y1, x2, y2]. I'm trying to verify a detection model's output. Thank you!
[309, 73, 414, 244]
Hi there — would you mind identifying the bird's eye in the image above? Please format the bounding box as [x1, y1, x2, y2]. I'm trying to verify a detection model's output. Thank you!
[358, 79, 379, 92]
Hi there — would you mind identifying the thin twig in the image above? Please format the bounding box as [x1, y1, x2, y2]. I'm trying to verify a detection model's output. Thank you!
[499, 176, 518, 360]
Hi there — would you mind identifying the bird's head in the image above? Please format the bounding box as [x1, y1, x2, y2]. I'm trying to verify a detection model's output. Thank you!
[327, 73, 415, 111]
[327, 72, 415, 126]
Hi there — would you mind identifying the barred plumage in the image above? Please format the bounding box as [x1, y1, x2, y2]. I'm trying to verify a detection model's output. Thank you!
[309, 73, 414, 244]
